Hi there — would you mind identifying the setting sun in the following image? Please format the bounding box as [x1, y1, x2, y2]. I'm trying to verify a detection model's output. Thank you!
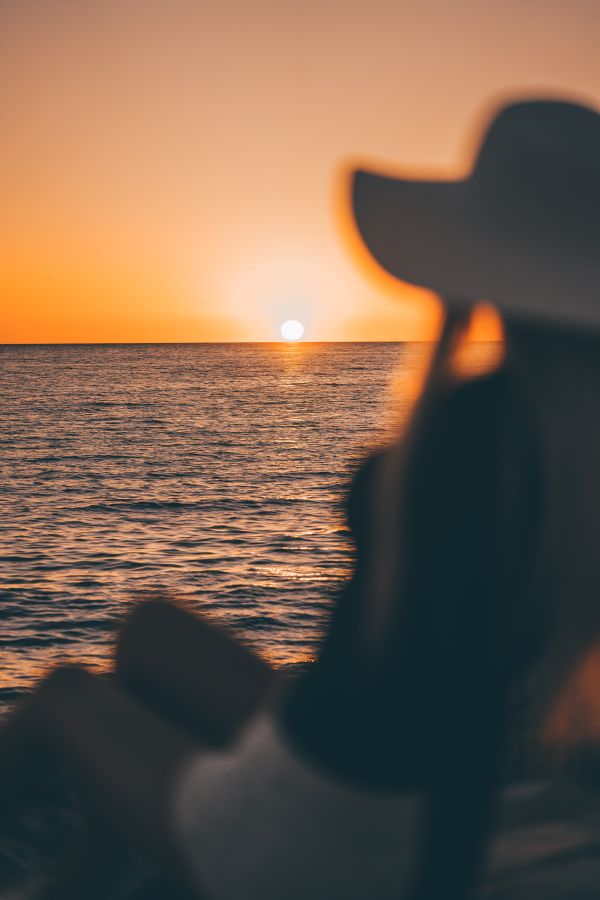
[280, 320, 305, 341]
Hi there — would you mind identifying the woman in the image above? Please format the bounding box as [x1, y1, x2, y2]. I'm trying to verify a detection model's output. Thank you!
[2, 96, 600, 900]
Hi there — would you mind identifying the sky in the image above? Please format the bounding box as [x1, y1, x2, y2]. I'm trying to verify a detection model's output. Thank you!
[1, 0, 599, 343]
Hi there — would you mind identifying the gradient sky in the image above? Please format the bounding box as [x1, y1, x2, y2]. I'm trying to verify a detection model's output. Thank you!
[1, 0, 599, 343]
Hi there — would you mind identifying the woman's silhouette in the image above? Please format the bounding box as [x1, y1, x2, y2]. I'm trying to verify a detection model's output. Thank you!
[1, 97, 599, 900]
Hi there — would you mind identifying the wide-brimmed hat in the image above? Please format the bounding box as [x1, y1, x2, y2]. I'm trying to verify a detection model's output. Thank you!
[352, 98, 600, 331]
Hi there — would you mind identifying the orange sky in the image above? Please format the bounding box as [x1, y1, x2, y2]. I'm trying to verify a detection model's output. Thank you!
[1, 0, 599, 343]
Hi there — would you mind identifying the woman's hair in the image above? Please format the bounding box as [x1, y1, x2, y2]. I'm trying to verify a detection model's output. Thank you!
[368, 308, 600, 762]
[506, 322, 600, 756]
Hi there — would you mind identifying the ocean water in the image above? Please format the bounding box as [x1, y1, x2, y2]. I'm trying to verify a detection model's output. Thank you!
[1, 341, 494, 707]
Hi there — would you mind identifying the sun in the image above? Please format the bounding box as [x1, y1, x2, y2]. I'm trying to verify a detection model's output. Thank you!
[280, 319, 305, 341]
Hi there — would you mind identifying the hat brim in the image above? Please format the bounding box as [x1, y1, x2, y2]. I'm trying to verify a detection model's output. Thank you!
[351, 168, 600, 332]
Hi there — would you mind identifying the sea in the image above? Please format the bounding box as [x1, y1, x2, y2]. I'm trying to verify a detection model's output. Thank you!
[0, 341, 494, 709]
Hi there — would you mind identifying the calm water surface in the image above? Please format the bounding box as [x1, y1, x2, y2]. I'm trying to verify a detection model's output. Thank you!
[1, 342, 494, 706]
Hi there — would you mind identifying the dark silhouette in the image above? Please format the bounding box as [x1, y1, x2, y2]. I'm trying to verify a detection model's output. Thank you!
[1, 97, 600, 899]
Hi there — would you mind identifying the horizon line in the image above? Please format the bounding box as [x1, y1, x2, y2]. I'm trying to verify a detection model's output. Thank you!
[0, 339, 502, 348]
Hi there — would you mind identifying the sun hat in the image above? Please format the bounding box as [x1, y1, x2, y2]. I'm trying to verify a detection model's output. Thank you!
[351, 98, 600, 331]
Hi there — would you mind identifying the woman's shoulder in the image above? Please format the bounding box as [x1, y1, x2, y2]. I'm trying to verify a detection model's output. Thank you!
[350, 367, 523, 501]
[424, 366, 520, 450]
[408, 366, 538, 544]
[347, 365, 539, 577]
